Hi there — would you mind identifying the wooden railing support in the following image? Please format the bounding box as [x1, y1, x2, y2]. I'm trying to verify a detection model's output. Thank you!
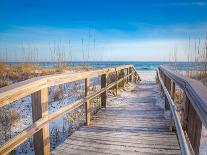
[85, 78, 90, 126]
[120, 69, 125, 88]
[164, 75, 170, 111]
[158, 69, 164, 95]
[115, 69, 118, 96]
[101, 74, 107, 108]
[129, 67, 132, 82]
[170, 80, 175, 100]
[169, 80, 176, 131]
[126, 68, 129, 83]
[184, 98, 202, 155]
[182, 95, 189, 130]
[134, 71, 137, 83]
[32, 88, 50, 155]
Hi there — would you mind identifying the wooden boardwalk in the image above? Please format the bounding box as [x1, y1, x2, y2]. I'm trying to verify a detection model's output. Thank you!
[52, 81, 181, 155]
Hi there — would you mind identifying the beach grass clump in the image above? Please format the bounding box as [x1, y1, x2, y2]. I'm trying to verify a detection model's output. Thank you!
[0, 108, 20, 126]
[52, 85, 65, 101]
[174, 88, 185, 109]
[73, 64, 92, 72]
[0, 107, 20, 143]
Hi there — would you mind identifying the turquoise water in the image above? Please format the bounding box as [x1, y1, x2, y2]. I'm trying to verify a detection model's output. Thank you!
[8, 61, 205, 71]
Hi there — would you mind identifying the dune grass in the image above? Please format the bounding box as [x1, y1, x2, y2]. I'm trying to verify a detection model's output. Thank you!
[0, 62, 92, 88]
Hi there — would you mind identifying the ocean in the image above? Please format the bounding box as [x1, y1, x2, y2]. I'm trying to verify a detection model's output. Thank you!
[8, 61, 205, 71]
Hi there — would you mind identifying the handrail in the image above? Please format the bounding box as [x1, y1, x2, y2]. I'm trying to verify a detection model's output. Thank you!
[158, 65, 207, 155]
[157, 69, 191, 155]
[159, 65, 207, 128]
[0, 65, 134, 107]
[0, 65, 140, 155]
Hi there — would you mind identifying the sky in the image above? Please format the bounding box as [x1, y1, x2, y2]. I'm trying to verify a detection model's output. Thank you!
[0, 0, 207, 62]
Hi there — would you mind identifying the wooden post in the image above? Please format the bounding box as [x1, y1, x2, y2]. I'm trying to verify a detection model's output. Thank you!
[169, 80, 175, 131]
[164, 75, 170, 111]
[158, 70, 164, 95]
[129, 67, 132, 82]
[126, 68, 129, 83]
[115, 70, 118, 96]
[169, 113, 173, 132]
[32, 88, 50, 155]
[101, 74, 107, 108]
[170, 80, 175, 100]
[184, 98, 202, 155]
[134, 71, 137, 83]
[188, 104, 202, 155]
[120, 69, 125, 88]
[85, 78, 90, 126]
[182, 95, 190, 130]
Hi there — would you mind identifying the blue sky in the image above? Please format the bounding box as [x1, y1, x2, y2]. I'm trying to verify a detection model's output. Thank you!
[0, 0, 207, 61]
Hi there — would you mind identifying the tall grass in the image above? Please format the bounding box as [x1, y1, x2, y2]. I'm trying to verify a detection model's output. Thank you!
[0, 40, 93, 88]
[186, 35, 207, 83]
[169, 35, 207, 86]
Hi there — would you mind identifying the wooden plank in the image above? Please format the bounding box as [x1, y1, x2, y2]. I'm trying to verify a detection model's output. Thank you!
[182, 95, 190, 130]
[85, 78, 90, 126]
[101, 74, 107, 108]
[115, 69, 118, 96]
[169, 80, 175, 131]
[32, 88, 50, 155]
[186, 103, 202, 155]
[170, 80, 175, 100]
[164, 75, 170, 111]
[53, 80, 181, 155]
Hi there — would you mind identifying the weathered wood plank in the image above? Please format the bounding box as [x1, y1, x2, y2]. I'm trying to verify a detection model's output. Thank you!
[85, 78, 90, 126]
[32, 88, 50, 155]
[101, 74, 107, 108]
[52, 81, 181, 155]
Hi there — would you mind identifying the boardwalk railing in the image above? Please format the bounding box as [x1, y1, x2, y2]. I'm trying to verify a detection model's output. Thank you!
[157, 66, 207, 155]
[0, 65, 140, 155]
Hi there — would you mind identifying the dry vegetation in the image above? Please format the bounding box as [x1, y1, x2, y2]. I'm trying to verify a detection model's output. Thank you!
[170, 35, 207, 86]
[0, 107, 20, 144]
[185, 36, 207, 85]
[0, 62, 91, 88]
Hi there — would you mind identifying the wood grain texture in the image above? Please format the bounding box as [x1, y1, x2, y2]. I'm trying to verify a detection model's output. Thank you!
[101, 74, 107, 108]
[85, 78, 90, 126]
[32, 88, 50, 155]
[52, 81, 181, 155]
